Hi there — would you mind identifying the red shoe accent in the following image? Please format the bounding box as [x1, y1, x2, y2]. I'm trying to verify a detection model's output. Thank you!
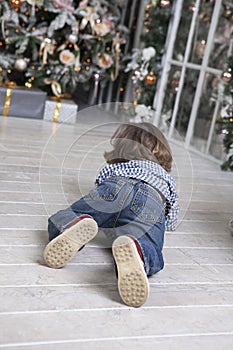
[128, 236, 144, 263]
[65, 215, 93, 230]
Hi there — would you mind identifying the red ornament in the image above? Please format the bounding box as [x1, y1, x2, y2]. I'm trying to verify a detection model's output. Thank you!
[10, 0, 22, 10]
[145, 72, 156, 85]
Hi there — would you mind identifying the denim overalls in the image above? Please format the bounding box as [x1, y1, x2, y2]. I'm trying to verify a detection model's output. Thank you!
[48, 176, 165, 276]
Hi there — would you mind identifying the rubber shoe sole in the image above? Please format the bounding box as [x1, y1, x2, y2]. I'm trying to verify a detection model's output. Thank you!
[43, 217, 98, 269]
[112, 235, 149, 307]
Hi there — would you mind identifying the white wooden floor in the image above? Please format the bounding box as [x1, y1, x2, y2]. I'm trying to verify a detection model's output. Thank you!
[1, 110, 233, 350]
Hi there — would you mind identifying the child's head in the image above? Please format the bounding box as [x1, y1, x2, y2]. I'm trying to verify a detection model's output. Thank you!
[104, 122, 172, 172]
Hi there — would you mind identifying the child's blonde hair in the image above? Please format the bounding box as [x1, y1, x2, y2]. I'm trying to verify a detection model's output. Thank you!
[104, 122, 173, 173]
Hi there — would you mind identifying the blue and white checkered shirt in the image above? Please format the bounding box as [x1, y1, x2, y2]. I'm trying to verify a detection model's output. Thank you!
[96, 160, 179, 231]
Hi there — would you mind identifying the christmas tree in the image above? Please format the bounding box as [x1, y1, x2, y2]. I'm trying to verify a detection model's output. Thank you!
[123, 0, 172, 109]
[216, 53, 233, 171]
[0, 0, 127, 96]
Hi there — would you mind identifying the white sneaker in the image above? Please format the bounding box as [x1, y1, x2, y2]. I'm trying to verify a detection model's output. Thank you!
[43, 215, 98, 268]
[112, 235, 149, 307]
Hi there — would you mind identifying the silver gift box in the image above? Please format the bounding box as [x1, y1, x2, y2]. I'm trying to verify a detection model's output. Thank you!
[43, 99, 78, 124]
[0, 86, 47, 119]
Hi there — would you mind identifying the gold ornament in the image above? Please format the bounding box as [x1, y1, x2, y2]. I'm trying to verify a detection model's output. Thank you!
[10, 0, 22, 10]
[145, 72, 156, 85]
[221, 69, 232, 83]
[160, 0, 171, 9]
[39, 38, 56, 65]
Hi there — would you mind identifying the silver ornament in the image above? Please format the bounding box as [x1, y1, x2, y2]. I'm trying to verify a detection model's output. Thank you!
[68, 34, 78, 44]
[14, 58, 27, 71]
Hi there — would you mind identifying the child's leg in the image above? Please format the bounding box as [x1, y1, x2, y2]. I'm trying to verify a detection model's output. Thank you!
[111, 222, 165, 308]
[44, 178, 131, 268]
[111, 181, 165, 307]
[44, 194, 104, 268]
[137, 219, 165, 276]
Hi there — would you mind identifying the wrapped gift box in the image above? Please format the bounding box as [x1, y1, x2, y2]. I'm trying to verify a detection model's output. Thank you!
[0, 86, 47, 119]
[43, 98, 78, 124]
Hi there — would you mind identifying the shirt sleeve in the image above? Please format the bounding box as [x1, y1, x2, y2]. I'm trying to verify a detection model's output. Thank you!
[165, 182, 179, 231]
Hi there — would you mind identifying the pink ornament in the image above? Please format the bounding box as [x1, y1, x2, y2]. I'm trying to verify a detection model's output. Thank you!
[160, 0, 171, 9]
[221, 69, 232, 83]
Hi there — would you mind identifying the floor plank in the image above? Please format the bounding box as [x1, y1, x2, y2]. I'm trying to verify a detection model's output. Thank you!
[1, 114, 233, 349]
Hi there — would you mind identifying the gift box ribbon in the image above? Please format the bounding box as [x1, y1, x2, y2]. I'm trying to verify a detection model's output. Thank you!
[50, 94, 71, 122]
[1, 82, 17, 117]
[3, 87, 13, 116]
[53, 99, 61, 122]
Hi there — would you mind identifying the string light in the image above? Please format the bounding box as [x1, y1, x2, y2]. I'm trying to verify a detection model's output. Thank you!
[146, 3, 153, 10]
[25, 81, 32, 88]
